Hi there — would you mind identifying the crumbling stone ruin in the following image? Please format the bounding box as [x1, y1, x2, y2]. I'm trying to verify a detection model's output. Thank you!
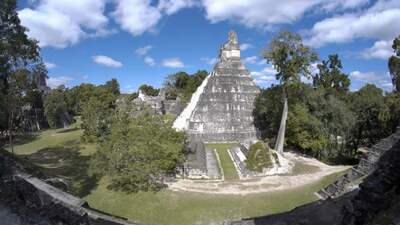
[133, 89, 186, 116]
[173, 31, 259, 143]
[181, 141, 208, 179]
[316, 125, 400, 199]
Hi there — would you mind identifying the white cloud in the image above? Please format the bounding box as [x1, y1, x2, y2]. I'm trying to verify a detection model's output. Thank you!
[82, 75, 89, 80]
[362, 40, 394, 60]
[202, 0, 318, 28]
[243, 56, 258, 64]
[135, 45, 153, 56]
[87, 28, 118, 38]
[201, 57, 218, 65]
[240, 43, 253, 51]
[307, 0, 400, 47]
[44, 62, 56, 69]
[259, 75, 275, 81]
[112, 0, 161, 36]
[201, 0, 368, 29]
[350, 71, 394, 91]
[122, 85, 136, 94]
[162, 58, 184, 68]
[311, 62, 320, 75]
[18, 0, 109, 48]
[92, 55, 123, 68]
[320, 0, 370, 12]
[144, 56, 156, 66]
[350, 70, 380, 81]
[158, 0, 197, 15]
[46, 76, 74, 88]
[301, 76, 313, 84]
[378, 79, 394, 91]
[251, 65, 277, 82]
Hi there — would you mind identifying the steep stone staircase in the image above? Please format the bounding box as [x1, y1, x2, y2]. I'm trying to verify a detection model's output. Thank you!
[316, 126, 400, 199]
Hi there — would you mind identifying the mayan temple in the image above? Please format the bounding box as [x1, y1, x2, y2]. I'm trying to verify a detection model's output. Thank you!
[173, 31, 259, 143]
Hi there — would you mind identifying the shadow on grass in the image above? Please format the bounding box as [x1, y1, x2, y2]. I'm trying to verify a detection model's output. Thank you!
[56, 127, 80, 134]
[26, 145, 100, 198]
[6, 133, 39, 147]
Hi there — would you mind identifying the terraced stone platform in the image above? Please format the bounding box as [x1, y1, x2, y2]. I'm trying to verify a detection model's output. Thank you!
[174, 31, 259, 143]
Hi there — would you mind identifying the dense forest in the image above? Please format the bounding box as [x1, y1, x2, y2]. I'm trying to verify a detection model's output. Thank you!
[254, 31, 400, 164]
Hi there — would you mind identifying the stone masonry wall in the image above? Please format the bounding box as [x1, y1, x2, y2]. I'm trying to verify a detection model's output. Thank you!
[0, 151, 142, 225]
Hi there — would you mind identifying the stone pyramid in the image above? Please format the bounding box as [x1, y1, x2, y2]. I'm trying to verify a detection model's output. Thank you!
[173, 31, 259, 143]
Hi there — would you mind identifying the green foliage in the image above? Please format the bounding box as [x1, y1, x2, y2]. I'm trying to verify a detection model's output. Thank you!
[254, 80, 400, 163]
[80, 81, 119, 142]
[64, 83, 96, 116]
[44, 87, 72, 128]
[90, 107, 185, 192]
[286, 103, 328, 156]
[0, 0, 46, 146]
[313, 54, 350, 95]
[164, 70, 208, 102]
[347, 84, 391, 151]
[389, 35, 400, 92]
[105, 79, 120, 95]
[130, 92, 139, 100]
[64, 79, 120, 116]
[139, 84, 159, 96]
[384, 92, 400, 133]
[253, 85, 284, 139]
[263, 30, 318, 91]
[245, 141, 274, 172]
[254, 83, 358, 161]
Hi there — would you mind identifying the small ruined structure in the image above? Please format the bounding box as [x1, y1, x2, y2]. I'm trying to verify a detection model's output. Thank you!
[132, 89, 185, 116]
[173, 31, 259, 143]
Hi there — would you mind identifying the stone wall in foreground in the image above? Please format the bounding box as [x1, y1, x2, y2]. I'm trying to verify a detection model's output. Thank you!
[0, 151, 142, 225]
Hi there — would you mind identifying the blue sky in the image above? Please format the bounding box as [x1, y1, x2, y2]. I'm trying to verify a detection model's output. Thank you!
[17, 0, 399, 93]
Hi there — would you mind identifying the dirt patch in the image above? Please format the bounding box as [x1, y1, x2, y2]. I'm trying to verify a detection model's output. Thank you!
[168, 152, 350, 195]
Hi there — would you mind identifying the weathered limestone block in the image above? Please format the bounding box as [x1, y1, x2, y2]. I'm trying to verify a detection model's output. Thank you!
[183, 141, 208, 179]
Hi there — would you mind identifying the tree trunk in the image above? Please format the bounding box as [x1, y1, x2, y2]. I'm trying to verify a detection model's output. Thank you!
[9, 110, 14, 154]
[275, 97, 288, 153]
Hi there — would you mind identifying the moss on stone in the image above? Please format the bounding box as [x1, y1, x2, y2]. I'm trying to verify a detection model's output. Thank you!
[245, 141, 274, 172]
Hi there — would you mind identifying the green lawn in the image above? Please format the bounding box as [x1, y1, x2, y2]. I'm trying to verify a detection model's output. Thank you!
[8, 120, 97, 197]
[206, 143, 239, 180]
[9, 124, 346, 225]
[86, 172, 343, 225]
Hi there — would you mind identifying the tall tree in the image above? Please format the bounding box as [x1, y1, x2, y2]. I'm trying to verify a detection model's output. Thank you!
[44, 86, 71, 128]
[104, 78, 120, 95]
[80, 80, 120, 142]
[314, 54, 350, 94]
[348, 84, 390, 152]
[389, 35, 400, 92]
[263, 30, 318, 152]
[0, 0, 45, 150]
[139, 84, 159, 96]
[89, 106, 185, 192]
